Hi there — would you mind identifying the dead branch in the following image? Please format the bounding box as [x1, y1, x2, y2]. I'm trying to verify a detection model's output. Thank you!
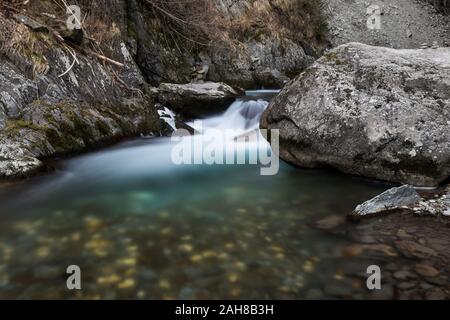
[87, 50, 124, 67]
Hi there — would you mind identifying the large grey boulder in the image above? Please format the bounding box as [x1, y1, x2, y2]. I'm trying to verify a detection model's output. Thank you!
[261, 42, 450, 187]
[351, 185, 422, 219]
[158, 82, 238, 118]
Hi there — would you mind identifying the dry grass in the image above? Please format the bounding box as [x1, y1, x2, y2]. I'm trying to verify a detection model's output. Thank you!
[0, 10, 50, 76]
[143, 0, 220, 52]
[143, 0, 327, 54]
[0, 0, 328, 76]
[0, 0, 128, 75]
[220, 0, 327, 44]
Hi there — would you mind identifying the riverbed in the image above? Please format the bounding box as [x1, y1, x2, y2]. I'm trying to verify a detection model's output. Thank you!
[0, 92, 447, 299]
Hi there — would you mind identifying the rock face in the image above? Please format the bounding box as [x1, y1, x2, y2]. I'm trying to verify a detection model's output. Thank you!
[0, 50, 166, 177]
[158, 82, 238, 118]
[261, 42, 450, 187]
[127, 0, 320, 89]
[351, 185, 422, 218]
[0, 3, 168, 178]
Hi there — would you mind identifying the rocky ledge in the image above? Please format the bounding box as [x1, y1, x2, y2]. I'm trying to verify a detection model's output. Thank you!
[350, 185, 450, 220]
[261, 42, 450, 187]
[157, 82, 238, 119]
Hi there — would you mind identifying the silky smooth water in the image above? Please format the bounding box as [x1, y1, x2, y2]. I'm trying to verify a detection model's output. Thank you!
[0, 93, 392, 299]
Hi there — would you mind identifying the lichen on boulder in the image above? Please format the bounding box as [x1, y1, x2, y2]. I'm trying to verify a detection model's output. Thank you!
[261, 42, 450, 187]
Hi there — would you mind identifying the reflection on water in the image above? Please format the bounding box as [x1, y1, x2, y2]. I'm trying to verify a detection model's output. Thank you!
[0, 94, 393, 299]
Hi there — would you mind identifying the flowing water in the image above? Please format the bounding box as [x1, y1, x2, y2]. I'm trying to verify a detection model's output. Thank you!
[0, 91, 396, 299]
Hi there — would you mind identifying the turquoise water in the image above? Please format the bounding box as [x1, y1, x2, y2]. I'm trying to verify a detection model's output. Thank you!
[0, 96, 391, 299]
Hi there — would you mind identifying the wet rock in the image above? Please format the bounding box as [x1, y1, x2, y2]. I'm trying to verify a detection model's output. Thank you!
[0, 138, 43, 177]
[411, 188, 450, 216]
[397, 281, 418, 290]
[158, 82, 238, 118]
[351, 185, 421, 219]
[261, 43, 450, 187]
[253, 69, 290, 89]
[414, 263, 440, 278]
[393, 270, 418, 281]
[384, 263, 400, 272]
[313, 215, 346, 230]
[395, 240, 437, 259]
[342, 244, 397, 257]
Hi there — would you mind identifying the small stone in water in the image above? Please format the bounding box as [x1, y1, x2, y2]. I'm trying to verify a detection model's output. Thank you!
[234, 261, 247, 271]
[271, 246, 284, 253]
[334, 272, 344, 281]
[117, 258, 137, 267]
[303, 260, 314, 273]
[98, 274, 121, 285]
[127, 245, 138, 253]
[36, 246, 50, 258]
[343, 244, 397, 257]
[159, 279, 171, 289]
[393, 270, 418, 281]
[202, 250, 217, 259]
[160, 227, 173, 235]
[224, 243, 235, 250]
[70, 232, 81, 241]
[84, 216, 103, 229]
[278, 286, 292, 293]
[179, 244, 193, 253]
[397, 281, 417, 290]
[218, 252, 229, 260]
[231, 288, 241, 297]
[118, 278, 135, 289]
[313, 215, 345, 230]
[275, 253, 285, 260]
[227, 273, 239, 283]
[158, 211, 170, 219]
[190, 254, 202, 262]
[395, 240, 437, 259]
[414, 264, 439, 278]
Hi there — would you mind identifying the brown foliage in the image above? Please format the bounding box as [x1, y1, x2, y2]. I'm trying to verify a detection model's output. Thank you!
[142, 0, 327, 54]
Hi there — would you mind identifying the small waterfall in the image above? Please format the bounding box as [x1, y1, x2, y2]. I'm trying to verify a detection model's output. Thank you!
[3, 91, 279, 200]
[190, 98, 269, 137]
